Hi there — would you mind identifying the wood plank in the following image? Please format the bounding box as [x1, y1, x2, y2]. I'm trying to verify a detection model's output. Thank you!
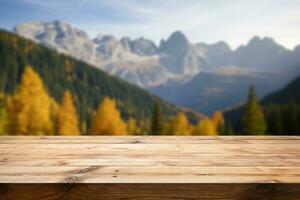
[1, 158, 300, 167]
[0, 166, 300, 183]
[1, 143, 299, 153]
[1, 166, 300, 175]
[0, 136, 299, 199]
[2, 153, 299, 159]
[0, 184, 299, 200]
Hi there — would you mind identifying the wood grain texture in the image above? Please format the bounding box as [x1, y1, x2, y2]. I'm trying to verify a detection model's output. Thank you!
[0, 136, 299, 199]
[0, 184, 300, 200]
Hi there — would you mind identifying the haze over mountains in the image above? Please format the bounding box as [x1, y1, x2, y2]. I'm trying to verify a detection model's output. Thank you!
[14, 20, 300, 114]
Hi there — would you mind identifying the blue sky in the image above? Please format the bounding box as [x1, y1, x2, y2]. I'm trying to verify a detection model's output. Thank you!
[1, 0, 300, 49]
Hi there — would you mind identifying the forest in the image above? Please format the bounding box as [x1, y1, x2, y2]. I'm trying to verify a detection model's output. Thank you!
[225, 76, 300, 135]
[0, 66, 223, 135]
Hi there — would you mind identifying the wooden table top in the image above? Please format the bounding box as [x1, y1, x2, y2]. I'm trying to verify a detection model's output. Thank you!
[0, 136, 300, 184]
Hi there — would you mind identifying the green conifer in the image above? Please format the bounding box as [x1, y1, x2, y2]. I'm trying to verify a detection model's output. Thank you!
[242, 86, 267, 135]
[151, 103, 163, 135]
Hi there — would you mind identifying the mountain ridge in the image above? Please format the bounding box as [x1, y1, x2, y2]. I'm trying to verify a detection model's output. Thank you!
[13, 20, 300, 115]
[15, 20, 300, 88]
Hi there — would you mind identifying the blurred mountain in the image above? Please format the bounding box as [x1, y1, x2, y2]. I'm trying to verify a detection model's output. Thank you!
[232, 36, 291, 71]
[150, 36, 300, 115]
[121, 37, 158, 56]
[195, 41, 231, 67]
[13, 21, 230, 87]
[14, 20, 300, 114]
[150, 70, 283, 114]
[159, 31, 207, 76]
[15, 21, 175, 87]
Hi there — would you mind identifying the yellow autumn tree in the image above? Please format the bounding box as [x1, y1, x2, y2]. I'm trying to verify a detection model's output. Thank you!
[168, 113, 191, 135]
[89, 97, 127, 135]
[57, 91, 80, 135]
[212, 111, 225, 132]
[192, 118, 217, 136]
[6, 67, 53, 135]
[127, 118, 140, 135]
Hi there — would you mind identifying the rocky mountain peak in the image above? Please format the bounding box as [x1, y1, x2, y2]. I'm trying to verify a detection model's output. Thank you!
[92, 33, 103, 43]
[159, 31, 190, 55]
[211, 41, 231, 52]
[130, 37, 158, 56]
[167, 31, 188, 44]
[294, 45, 300, 53]
[247, 36, 279, 48]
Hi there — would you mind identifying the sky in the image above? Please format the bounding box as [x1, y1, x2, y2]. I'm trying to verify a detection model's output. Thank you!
[1, 0, 300, 49]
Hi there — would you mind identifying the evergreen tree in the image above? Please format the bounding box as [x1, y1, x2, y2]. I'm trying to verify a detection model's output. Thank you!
[89, 97, 127, 135]
[264, 102, 300, 135]
[223, 121, 234, 135]
[49, 98, 60, 135]
[273, 107, 283, 134]
[150, 103, 163, 135]
[242, 86, 267, 135]
[192, 118, 217, 136]
[282, 100, 299, 134]
[57, 91, 80, 135]
[6, 67, 53, 135]
[0, 93, 7, 135]
[265, 105, 282, 134]
[298, 105, 300, 133]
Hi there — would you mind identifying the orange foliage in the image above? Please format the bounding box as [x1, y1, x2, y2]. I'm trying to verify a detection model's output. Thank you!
[212, 111, 225, 130]
[57, 91, 80, 135]
[6, 67, 53, 135]
[89, 97, 127, 135]
[192, 118, 217, 136]
[168, 113, 191, 135]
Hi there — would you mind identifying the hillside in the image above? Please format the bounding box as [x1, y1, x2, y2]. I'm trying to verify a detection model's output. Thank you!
[151, 71, 281, 115]
[224, 75, 300, 133]
[261, 76, 300, 104]
[0, 30, 194, 128]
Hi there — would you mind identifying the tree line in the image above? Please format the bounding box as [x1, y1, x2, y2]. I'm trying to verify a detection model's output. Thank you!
[264, 101, 300, 134]
[0, 66, 225, 135]
[1, 66, 298, 135]
[225, 85, 300, 135]
[1, 66, 297, 135]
